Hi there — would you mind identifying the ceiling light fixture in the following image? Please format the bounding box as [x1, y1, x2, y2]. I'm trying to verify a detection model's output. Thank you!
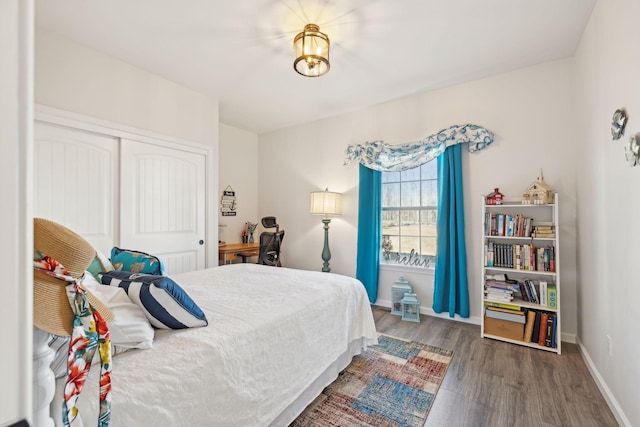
[293, 23, 330, 77]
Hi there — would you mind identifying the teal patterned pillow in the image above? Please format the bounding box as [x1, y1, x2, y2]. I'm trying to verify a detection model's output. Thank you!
[87, 250, 115, 281]
[111, 247, 166, 276]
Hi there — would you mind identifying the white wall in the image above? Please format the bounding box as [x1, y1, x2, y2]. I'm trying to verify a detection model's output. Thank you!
[34, 29, 220, 267]
[573, 0, 640, 425]
[259, 59, 578, 332]
[218, 123, 259, 244]
[0, 0, 33, 424]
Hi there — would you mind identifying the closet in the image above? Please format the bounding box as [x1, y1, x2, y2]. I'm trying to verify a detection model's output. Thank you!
[34, 109, 209, 274]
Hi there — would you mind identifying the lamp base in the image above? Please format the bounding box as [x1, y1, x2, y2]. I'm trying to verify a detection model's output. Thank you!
[321, 218, 331, 272]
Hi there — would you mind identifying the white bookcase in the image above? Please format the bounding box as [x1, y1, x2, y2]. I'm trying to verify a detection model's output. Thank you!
[480, 193, 561, 354]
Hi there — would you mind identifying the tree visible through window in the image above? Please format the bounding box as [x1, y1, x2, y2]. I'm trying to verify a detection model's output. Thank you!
[381, 160, 438, 268]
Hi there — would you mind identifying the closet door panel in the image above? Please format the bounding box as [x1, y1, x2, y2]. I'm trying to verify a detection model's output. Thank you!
[120, 138, 206, 274]
[34, 122, 118, 255]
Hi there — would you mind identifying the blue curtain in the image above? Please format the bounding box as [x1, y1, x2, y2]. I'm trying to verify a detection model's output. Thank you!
[356, 163, 381, 303]
[433, 144, 470, 317]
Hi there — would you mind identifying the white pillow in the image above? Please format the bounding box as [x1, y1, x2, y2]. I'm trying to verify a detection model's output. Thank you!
[82, 272, 154, 350]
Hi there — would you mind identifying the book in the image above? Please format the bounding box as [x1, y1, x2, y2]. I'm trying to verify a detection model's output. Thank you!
[551, 313, 558, 348]
[539, 281, 548, 306]
[523, 310, 536, 342]
[531, 311, 542, 343]
[538, 312, 549, 346]
[497, 215, 504, 236]
[506, 215, 514, 236]
[547, 283, 557, 309]
[545, 314, 555, 347]
[484, 301, 521, 311]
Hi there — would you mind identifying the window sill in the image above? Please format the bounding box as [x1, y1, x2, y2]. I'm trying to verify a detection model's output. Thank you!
[379, 263, 435, 275]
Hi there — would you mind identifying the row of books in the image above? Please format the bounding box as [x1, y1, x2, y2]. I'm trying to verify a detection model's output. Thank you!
[524, 309, 558, 348]
[485, 279, 557, 309]
[485, 242, 556, 272]
[518, 279, 557, 308]
[484, 213, 535, 237]
[484, 306, 558, 348]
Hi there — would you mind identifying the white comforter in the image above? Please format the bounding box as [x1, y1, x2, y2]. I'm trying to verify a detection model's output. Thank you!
[54, 264, 378, 426]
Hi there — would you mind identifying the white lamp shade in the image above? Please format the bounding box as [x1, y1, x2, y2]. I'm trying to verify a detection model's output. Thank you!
[310, 189, 342, 216]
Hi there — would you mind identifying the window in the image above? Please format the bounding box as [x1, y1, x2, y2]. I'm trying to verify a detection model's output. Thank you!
[381, 160, 438, 268]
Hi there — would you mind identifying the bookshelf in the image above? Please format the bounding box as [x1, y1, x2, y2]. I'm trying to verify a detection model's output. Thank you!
[481, 193, 561, 354]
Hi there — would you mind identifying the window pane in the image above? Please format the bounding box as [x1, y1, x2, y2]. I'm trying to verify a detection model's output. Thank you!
[382, 210, 400, 236]
[401, 181, 420, 206]
[421, 179, 437, 207]
[382, 171, 400, 183]
[382, 183, 400, 207]
[400, 167, 420, 182]
[399, 235, 420, 254]
[420, 209, 437, 236]
[399, 210, 419, 235]
[421, 160, 437, 179]
[420, 237, 437, 256]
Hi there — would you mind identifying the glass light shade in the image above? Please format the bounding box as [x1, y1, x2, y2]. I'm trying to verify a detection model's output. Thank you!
[310, 188, 342, 217]
[293, 24, 330, 77]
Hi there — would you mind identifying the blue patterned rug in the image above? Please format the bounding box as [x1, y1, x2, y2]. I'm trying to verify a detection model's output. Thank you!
[291, 334, 453, 427]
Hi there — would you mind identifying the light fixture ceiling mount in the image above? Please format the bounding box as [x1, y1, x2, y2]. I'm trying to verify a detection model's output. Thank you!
[293, 23, 330, 77]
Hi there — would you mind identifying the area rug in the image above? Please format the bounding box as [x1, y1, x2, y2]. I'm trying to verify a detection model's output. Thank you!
[291, 334, 453, 427]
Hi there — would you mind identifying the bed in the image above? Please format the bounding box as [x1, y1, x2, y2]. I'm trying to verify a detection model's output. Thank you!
[43, 263, 378, 426]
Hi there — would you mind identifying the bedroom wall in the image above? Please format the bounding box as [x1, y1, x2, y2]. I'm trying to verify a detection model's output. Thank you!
[218, 123, 259, 245]
[34, 28, 221, 267]
[258, 59, 578, 334]
[573, 0, 640, 425]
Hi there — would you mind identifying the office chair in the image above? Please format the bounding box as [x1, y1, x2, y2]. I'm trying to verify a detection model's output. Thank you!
[258, 216, 285, 267]
[237, 216, 285, 266]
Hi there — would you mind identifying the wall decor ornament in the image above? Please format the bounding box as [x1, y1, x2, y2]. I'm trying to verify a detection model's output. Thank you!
[221, 185, 237, 216]
[611, 108, 627, 140]
[522, 169, 555, 205]
[625, 134, 640, 167]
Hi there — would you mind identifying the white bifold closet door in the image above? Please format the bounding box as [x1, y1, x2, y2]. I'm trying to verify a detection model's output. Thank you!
[34, 121, 118, 256]
[34, 123, 207, 275]
[119, 138, 206, 274]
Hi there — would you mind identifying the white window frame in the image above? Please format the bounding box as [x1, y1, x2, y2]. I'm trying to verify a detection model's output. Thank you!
[381, 162, 438, 270]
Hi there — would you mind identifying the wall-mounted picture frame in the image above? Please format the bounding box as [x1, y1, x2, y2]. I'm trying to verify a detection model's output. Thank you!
[221, 185, 237, 216]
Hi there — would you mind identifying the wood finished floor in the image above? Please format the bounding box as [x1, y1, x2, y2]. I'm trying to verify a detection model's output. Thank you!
[371, 306, 619, 427]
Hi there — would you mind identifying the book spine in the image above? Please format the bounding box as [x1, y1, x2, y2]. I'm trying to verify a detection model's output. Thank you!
[538, 312, 549, 346]
[539, 281, 548, 307]
[545, 314, 554, 347]
[551, 313, 558, 348]
[523, 310, 536, 342]
[547, 283, 557, 309]
[484, 301, 521, 311]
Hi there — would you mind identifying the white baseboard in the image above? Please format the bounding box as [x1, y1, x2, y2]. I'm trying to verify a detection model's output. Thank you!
[375, 299, 481, 325]
[577, 337, 630, 427]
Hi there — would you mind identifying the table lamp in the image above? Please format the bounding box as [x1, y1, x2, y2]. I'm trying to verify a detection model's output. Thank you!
[309, 188, 342, 272]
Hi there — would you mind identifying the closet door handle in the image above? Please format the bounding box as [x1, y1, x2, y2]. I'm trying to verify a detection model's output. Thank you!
[198, 240, 204, 245]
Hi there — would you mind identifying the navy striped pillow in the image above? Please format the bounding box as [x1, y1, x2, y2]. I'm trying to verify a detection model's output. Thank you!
[100, 271, 208, 329]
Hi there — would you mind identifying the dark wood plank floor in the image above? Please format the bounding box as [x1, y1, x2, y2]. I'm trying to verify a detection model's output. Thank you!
[372, 306, 619, 427]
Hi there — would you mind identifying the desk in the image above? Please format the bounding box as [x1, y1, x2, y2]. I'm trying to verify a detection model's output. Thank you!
[218, 242, 260, 264]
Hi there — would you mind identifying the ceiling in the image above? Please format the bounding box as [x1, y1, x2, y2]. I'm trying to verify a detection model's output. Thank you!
[35, 0, 596, 135]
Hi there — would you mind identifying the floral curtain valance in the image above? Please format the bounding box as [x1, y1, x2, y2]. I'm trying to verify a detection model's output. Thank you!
[344, 123, 494, 172]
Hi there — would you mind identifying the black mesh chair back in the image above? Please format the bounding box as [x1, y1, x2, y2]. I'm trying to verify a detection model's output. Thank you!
[258, 229, 285, 267]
